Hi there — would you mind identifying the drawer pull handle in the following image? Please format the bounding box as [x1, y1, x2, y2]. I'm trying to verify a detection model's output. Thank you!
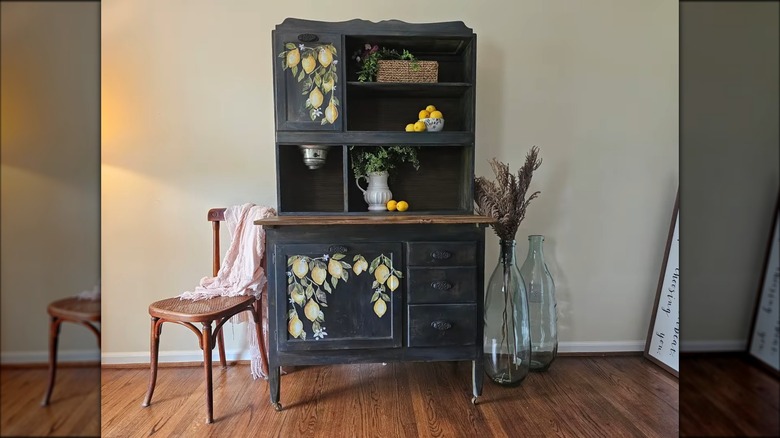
[297, 33, 319, 42]
[328, 245, 348, 254]
[431, 321, 452, 331]
[431, 250, 452, 260]
[430, 281, 452, 291]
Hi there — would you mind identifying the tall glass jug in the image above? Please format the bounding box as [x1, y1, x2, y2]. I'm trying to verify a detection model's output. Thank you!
[520, 235, 558, 371]
[483, 240, 531, 386]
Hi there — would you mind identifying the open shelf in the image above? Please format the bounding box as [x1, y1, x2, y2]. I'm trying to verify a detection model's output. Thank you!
[346, 89, 473, 132]
[278, 145, 345, 214]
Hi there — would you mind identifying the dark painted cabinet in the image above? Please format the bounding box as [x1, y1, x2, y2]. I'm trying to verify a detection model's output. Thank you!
[263, 19, 490, 410]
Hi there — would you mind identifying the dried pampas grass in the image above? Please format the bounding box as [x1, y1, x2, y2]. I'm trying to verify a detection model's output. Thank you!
[474, 146, 542, 241]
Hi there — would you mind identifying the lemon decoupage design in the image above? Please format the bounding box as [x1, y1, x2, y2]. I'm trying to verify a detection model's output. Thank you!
[286, 252, 402, 340]
[278, 42, 339, 125]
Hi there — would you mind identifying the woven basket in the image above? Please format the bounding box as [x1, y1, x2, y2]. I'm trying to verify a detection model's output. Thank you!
[376, 60, 438, 83]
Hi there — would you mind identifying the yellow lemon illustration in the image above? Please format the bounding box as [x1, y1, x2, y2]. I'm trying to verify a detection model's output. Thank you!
[405, 124, 414, 132]
[418, 109, 430, 120]
[373, 299, 387, 318]
[387, 275, 399, 291]
[309, 87, 324, 109]
[317, 47, 333, 67]
[291, 286, 305, 306]
[396, 201, 409, 212]
[288, 315, 303, 338]
[302, 55, 317, 74]
[286, 48, 301, 68]
[374, 264, 390, 284]
[429, 110, 443, 119]
[413, 121, 426, 132]
[311, 265, 327, 285]
[304, 299, 320, 322]
[425, 105, 437, 112]
[325, 100, 338, 123]
[322, 76, 334, 94]
[327, 258, 343, 278]
[386, 200, 397, 211]
[292, 257, 308, 278]
[353, 259, 368, 275]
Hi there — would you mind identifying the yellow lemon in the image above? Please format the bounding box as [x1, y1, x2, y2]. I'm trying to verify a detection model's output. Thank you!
[353, 259, 368, 275]
[396, 201, 409, 212]
[288, 315, 303, 338]
[419, 109, 431, 120]
[292, 257, 308, 278]
[291, 286, 305, 306]
[286, 48, 301, 68]
[302, 55, 317, 74]
[387, 275, 399, 291]
[317, 47, 333, 67]
[426, 105, 437, 112]
[429, 110, 443, 119]
[325, 100, 338, 123]
[405, 123, 414, 132]
[386, 200, 397, 211]
[373, 299, 387, 318]
[311, 266, 327, 285]
[327, 258, 343, 278]
[374, 264, 390, 284]
[309, 87, 324, 109]
[413, 121, 426, 132]
[304, 299, 320, 322]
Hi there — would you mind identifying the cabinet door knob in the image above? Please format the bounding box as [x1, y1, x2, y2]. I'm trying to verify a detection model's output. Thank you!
[328, 245, 348, 254]
[431, 320, 452, 331]
[430, 281, 452, 291]
[297, 33, 319, 42]
[431, 250, 452, 260]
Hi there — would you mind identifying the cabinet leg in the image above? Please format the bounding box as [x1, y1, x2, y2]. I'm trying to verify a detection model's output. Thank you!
[472, 359, 483, 405]
[270, 366, 282, 411]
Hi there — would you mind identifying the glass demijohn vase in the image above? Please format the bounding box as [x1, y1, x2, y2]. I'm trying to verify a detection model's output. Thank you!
[483, 240, 531, 386]
[520, 235, 558, 371]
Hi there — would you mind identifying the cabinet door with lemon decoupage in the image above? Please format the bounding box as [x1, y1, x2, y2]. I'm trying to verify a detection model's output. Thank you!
[275, 242, 403, 351]
[274, 30, 343, 131]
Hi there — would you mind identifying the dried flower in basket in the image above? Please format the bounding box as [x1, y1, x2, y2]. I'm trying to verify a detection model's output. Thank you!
[474, 146, 542, 241]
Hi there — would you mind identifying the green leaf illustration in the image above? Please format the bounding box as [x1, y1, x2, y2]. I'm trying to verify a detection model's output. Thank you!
[317, 310, 325, 321]
[287, 256, 295, 267]
[381, 293, 390, 301]
[312, 321, 321, 332]
[340, 269, 348, 281]
[332, 253, 346, 261]
[331, 276, 338, 288]
[372, 280, 378, 289]
[297, 69, 305, 82]
[324, 282, 332, 293]
[369, 257, 380, 273]
[321, 119, 328, 125]
[315, 289, 327, 303]
[371, 291, 380, 303]
[305, 284, 314, 299]
[287, 276, 293, 285]
[288, 309, 296, 320]
[291, 65, 298, 77]
[278, 51, 287, 58]
[300, 331, 307, 340]
[285, 43, 296, 50]
[353, 255, 360, 262]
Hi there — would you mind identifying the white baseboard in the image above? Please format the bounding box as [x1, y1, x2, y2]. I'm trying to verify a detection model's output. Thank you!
[1, 349, 100, 365]
[102, 341, 646, 365]
[680, 340, 747, 352]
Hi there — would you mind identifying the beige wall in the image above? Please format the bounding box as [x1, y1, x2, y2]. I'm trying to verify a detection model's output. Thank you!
[101, 0, 678, 362]
[681, 1, 780, 350]
[1, 2, 100, 362]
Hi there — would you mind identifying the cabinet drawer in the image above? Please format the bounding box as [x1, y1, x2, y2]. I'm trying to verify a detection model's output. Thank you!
[407, 267, 477, 304]
[407, 242, 477, 267]
[407, 304, 477, 347]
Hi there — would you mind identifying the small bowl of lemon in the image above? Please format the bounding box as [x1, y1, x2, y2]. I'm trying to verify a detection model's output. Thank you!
[421, 117, 444, 132]
[405, 105, 445, 132]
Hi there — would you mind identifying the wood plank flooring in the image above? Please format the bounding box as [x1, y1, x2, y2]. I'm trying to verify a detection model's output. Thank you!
[0, 366, 100, 437]
[101, 356, 678, 437]
[680, 353, 780, 437]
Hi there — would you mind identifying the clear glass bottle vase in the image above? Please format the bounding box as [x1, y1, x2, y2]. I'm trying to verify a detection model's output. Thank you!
[520, 235, 558, 371]
[483, 239, 531, 386]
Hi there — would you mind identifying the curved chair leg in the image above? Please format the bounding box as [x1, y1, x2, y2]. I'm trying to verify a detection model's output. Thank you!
[202, 322, 214, 424]
[217, 329, 227, 368]
[41, 316, 62, 406]
[142, 317, 162, 407]
[253, 300, 269, 377]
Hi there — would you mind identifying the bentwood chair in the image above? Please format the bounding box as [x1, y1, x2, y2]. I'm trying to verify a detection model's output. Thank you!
[41, 297, 100, 406]
[141, 208, 269, 424]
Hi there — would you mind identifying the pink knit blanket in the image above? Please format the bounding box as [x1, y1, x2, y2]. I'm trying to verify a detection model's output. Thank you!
[180, 203, 276, 379]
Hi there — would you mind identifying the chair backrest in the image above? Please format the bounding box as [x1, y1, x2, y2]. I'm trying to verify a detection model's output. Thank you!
[207, 208, 227, 277]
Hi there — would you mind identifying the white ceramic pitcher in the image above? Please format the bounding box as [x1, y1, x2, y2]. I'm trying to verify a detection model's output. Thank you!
[356, 171, 393, 211]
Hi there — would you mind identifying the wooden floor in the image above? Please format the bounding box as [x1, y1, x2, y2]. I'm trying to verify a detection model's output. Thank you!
[680, 353, 780, 437]
[0, 366, 100, 437]
[101, 356, 678, 437]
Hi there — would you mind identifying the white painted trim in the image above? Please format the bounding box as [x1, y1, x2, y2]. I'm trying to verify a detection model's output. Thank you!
[102, 342, 646, 365]
[101, 349, 253, 365]
[680, 340, 747, 352]
[1, 349, 100, 364]
[558, 341, 645, 353]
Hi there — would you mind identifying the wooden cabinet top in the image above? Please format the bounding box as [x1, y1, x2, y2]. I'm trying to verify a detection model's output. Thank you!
[256, 214, 494, 227]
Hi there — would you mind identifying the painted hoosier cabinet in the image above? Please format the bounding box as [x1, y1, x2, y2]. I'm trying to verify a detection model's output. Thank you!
[257, 18, 493, 410]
